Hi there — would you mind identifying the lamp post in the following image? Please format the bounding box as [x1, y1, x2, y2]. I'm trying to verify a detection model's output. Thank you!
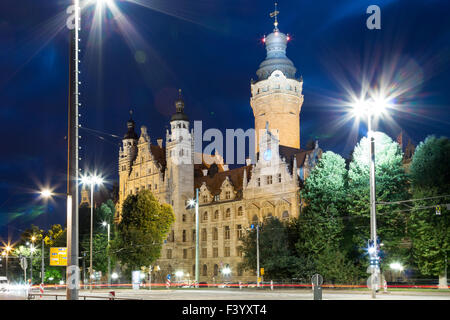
[3, 245, 12, 280]
[30, 236, 37, 285]
[81, 174, 103, 292]
[186, 188, 200, 286]
[350, 95, 390, 299]
[102, 221, 111, 287]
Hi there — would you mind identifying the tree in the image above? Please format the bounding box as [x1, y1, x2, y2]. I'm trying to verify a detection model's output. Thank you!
[408, 136, 450, 288]
[110, 189, 175, 273]
[347, 132, 410, 273]
[296, 151, 357, 283]
[81, 233, 109, 275]
[240, 217, 302, 280]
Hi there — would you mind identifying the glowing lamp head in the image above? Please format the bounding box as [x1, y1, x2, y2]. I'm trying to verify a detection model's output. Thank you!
[111, 272, 119, 280]
[367, 246, 376, 255]
[31, 236, 37, 242]
[102, 221, 107, 227]
[175, 271, 184, 278]
[40, 189, 53, 198]
[222, 267, 231, 275]
[390, 262, 404, 271]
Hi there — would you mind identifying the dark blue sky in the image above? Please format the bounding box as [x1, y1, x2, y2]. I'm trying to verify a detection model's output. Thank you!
[1, 0, 450, 241]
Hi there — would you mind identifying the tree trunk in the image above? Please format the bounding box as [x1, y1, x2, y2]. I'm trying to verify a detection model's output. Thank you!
[438, 273, 448, 289]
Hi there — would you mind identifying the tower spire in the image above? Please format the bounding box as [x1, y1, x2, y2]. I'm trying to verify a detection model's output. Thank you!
[270, 2, 280, 31]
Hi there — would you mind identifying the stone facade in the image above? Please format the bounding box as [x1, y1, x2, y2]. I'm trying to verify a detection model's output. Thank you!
[115, 22, 322, 283]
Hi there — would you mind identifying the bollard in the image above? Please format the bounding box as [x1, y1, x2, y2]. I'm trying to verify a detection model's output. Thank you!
[239, 281, 242, 290]
[109, 291, 115, 300]
[311, 274, 323, 300]
[270, 280, 273, 291]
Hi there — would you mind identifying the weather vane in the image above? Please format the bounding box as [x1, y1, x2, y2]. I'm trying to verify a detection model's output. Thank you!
[270, 2, 280, 31]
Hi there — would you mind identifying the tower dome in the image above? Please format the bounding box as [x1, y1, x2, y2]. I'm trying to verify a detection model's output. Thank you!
[256, 3, 296, 81]
[124, 110, 138, 139]
[170, 89, 189, 122]
[256, 31, 296, 81]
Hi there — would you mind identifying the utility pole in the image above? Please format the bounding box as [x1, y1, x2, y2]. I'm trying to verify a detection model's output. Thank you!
[107, 223, 111, 287]
[256, 224, 260, 288]
[90, 181, 94, 292]
[66, 0, 80, 300]
[195, 188, 199, 286]
[368, 114, 379, 299]
[41, 237, 44, 284]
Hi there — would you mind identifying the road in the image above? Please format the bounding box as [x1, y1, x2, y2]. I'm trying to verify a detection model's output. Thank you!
[4, 288, 450, 300]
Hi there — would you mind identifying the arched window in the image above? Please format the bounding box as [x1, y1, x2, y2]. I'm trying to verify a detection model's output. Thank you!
[214, 210, 219, 220]
[267, 213, 273, 218]
[237, 206, 243, 216]
[282, 211, 289, 220]
[213, 264, 219, 276]
[225, 208, 231, 219]
[252, 215, 258, 223]
[201, 228, 207, 241]
[202, 264, 207, 276]
[203, 211, 208, 222]
[213, 227, 218, 241]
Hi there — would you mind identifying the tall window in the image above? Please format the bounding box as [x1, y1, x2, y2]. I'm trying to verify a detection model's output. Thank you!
[202, 248, 207, 258]
[214, 264, 219, 276]
[237, 206, 243, 216]
[266, 175, 272, 184]
[225, 208, 231, 219]
[203, 195, 208, 203]
[202, 264, 208, 276]
[182, 230, 186, 242]
[224, 247, 230, 257]
[166, 249, 172, 259]
[213, 227, 218, 241]
[213, 247, 218, 258]
[182, 214, 186, 222]
[224, 226, 230, 240]
[201, 228, 207, 241]
[237, 247, 243, 257]
[214, 210, 219, 220]
[192, 229, 196, 242]
[225, 191, 231, 199]
[203, 211, 208, 222]
[237, 225, 243, 240]
[183, 249, 187, 259]
[278, 173, 282, 183]
[257, 178, 260, 187]
[282, 211, 289, 220]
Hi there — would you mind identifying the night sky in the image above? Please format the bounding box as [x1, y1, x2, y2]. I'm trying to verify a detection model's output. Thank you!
[1, 0, 450, 241]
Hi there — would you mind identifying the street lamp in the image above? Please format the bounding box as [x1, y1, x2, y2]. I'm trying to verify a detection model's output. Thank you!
[30, 235, 37, 285]
[2, 244, 13, 280]
[80, 173, 103, 292]
[350, 93, 391, 299]
[102, 221, 111, 287]
[186, 189, 200, 287]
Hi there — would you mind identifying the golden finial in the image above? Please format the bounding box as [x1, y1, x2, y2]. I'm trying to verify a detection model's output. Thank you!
[270, 2, 280, 31]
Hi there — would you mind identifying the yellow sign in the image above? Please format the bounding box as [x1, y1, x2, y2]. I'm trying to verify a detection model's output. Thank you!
[257, 277, 262, 283]
[50, 247, 68, 266]
[260, 268, 264, 275]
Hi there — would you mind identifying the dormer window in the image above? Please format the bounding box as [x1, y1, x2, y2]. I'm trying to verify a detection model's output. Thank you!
[203, 195, 208, 203]
[225, 191, 231, 200]
[214, 195, 220, 201]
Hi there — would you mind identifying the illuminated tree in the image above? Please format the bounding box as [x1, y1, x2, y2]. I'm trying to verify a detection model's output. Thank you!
[408, 136, 450, 287]
[110, 189, 175, 273]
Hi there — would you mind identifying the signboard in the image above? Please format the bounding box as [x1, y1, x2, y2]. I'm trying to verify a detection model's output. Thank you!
[49, 247, 68, 266]
[260, 268, 264, 275]
[132, 271, 141, 290]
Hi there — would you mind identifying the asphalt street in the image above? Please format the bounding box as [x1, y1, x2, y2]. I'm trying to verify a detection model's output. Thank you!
[3, 288, 450, 300]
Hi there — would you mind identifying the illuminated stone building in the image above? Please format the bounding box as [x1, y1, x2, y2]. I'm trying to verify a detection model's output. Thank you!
[115, 13, 322, 283]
